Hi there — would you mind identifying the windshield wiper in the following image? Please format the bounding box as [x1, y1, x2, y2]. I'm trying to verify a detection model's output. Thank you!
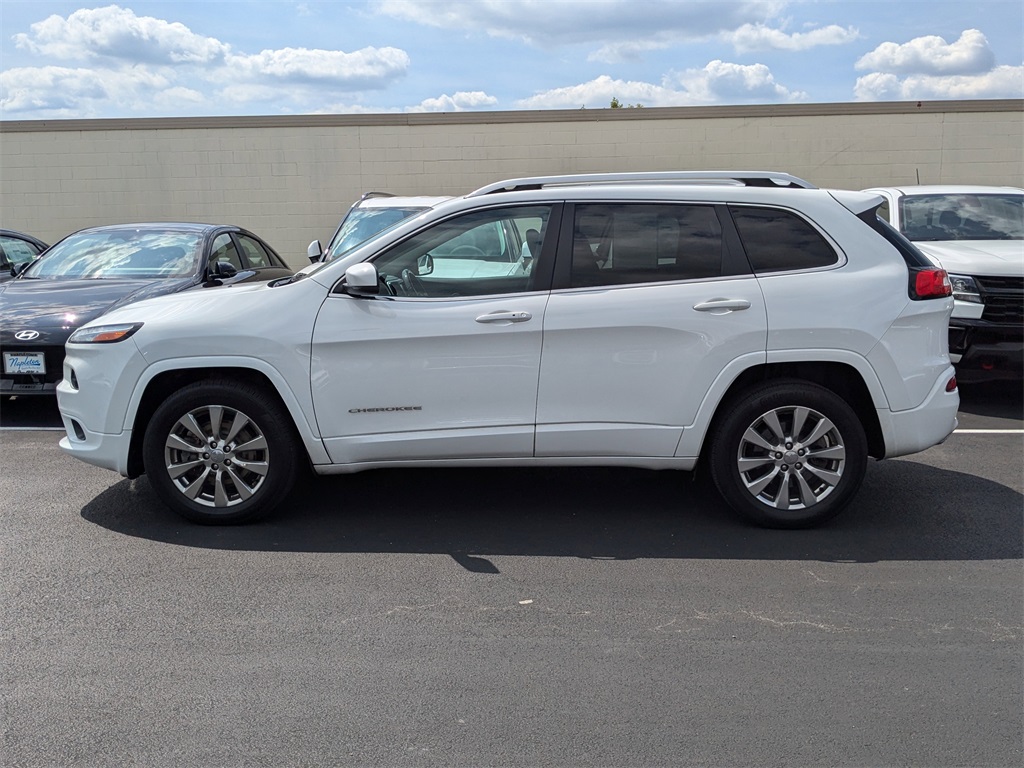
[270, 272, 309, 287]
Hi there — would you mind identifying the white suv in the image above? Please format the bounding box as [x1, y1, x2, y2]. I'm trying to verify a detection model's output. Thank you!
[863, 185, 1023, 381]
[57, 171, 959, 529]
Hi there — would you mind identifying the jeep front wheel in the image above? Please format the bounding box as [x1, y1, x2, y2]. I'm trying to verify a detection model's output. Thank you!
[142, 379, 298, 524]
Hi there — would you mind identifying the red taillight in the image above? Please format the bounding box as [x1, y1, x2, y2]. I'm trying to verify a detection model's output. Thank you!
[945, 375, 957, 392]
[912, 268, 952, 299]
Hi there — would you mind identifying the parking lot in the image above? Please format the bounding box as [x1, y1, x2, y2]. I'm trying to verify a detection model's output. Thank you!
[2, 382, 1021, 767]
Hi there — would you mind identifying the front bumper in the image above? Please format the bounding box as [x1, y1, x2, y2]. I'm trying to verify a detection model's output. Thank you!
[56, 337, 149, 476]
[1, 378, 58, 396]
[948, 319, 1023, 380]
[58, 429, 134, 477]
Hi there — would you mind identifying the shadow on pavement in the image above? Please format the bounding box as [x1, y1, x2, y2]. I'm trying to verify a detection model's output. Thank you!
[0, 395, 63, 429]
[81, 460, 1023, 564]
[957, 379, 1023, 420]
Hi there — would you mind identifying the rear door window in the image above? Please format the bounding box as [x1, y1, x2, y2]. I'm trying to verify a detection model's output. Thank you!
[568, 203, 725, 288]
[236, 234, 273, 268]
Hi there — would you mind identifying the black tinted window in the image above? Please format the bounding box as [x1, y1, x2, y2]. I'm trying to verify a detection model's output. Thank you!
[570, 203, 723, 288]
[729, 206, 838, 273]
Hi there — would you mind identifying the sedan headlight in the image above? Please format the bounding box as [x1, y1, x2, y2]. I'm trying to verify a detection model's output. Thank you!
[68, 322, 144, 344]
[948, 274, 982, 304]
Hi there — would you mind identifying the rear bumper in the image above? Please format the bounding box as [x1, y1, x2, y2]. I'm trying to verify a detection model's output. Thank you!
[878, 366, 959, 459]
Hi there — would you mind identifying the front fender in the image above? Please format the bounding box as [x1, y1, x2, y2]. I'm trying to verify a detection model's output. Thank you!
[124, 355, 331, 465]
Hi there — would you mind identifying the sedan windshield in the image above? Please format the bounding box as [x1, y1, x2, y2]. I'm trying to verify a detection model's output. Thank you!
[325, 206, 427, 262]
[24, 229, 202, 279]
[899, 193, 1024, 241]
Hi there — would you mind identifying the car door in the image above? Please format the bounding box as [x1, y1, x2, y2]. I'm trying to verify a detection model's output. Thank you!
[535, 201, 768, 457]
[311, 204, 557, 464]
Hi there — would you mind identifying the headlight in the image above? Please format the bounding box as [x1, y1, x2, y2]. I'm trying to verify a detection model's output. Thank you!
[68, 322, 144, 344]
[948, 274, 982, 304]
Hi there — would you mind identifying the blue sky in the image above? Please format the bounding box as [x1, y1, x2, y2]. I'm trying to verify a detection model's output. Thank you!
[1, 0, 1022, 119]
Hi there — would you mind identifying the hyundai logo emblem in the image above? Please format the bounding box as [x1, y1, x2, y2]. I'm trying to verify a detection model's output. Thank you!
[14, 330, 40, 341]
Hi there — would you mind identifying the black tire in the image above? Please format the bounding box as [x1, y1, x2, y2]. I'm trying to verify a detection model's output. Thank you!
[142, 379, 299, 524]
[709, 380, 868, 529]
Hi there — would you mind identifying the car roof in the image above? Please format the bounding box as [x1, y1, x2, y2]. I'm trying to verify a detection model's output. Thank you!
[422, 171, 880, 214]
[69, 222, 233, 233]
[864, 185, 1024, 196]
[355, 195, 454, 209]
[0, 228, 49, 246]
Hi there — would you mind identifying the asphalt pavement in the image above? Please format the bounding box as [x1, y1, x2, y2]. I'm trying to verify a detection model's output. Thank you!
[2, 381, 1021, 767]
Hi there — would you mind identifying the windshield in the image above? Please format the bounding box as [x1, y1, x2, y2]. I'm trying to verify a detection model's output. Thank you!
[898, 193, 1023, 241]
[23, 229, 202, 279]
[324, 206, 427, 262]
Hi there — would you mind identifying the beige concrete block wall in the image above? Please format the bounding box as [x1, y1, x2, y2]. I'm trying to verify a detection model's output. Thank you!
[1, 100, 1021, 267]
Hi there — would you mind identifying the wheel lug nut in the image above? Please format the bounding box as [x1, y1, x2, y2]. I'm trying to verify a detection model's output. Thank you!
[203, 453, 210, 460]
[796, 462, 803, 469]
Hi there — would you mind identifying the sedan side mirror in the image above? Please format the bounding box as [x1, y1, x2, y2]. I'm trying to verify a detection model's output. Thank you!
[209, 260, 238, 280]
[307, 240, 324, 263]
[344, 262, 380, 296]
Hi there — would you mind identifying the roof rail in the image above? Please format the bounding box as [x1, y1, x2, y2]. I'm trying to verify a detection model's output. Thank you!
[467, 171, 816, 197]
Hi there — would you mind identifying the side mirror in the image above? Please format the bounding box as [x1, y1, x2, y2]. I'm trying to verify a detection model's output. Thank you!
[209, 260, 238, 280]
[344, 262, 379, 296]
[416, 254, 434, 276]
[12, 261, 31, 277]
[307, 240, 324, 263]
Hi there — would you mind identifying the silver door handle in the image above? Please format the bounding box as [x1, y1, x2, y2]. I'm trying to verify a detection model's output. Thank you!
[693, 298, 751, 313]
[475, 310, 533, 324]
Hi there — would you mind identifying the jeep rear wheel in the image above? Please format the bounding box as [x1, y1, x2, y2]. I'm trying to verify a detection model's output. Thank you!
[142, 379, 298, 524]
[709, 381, 867, 529]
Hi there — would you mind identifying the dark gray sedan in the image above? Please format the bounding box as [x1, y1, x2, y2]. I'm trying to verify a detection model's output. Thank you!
[0, 222, 292, 397]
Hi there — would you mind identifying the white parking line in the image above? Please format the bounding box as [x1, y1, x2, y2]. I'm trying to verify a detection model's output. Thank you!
[954, 429, 1024, 434]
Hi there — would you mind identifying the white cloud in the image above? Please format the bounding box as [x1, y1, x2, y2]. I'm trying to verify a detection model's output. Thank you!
[225, 47, 410, 88]
[515, 75, 675, 110]
[588, 38, 677, 64]
[13, 5, 230, 65]
[670, 60, 808, 103]
[852, 29, 1022, 101]
[856, 29, 996, 76]
[727, 23, 860, 53]
[408, 91, 499, 112]
[5, 5, 412, 115]
[0, 65, 174, 117]
[855, 65, 1024, 101]
[376, 0, 784, 49]
[515, 62, 805, 109]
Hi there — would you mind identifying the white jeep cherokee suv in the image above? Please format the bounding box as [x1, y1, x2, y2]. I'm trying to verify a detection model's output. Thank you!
[57, 172, 959, 529]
